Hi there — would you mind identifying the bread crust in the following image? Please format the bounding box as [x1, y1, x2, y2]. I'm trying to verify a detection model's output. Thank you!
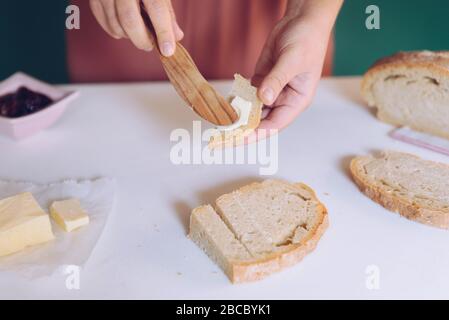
[225, 181, 329, 283]
[360, 51, 449, 140]
[362, 51, 449, 103]
[350, 153, 449, 229]
[361, 51, 449, 99]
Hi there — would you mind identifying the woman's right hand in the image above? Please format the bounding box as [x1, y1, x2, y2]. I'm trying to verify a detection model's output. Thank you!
[89, 0, 184, 56]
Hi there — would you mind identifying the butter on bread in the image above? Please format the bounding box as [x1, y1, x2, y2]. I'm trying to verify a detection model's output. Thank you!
[208, 74, 263, 148]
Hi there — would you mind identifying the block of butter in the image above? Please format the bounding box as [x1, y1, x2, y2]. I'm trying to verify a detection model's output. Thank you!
[0, 192, 55, 257]
[50, 199, 89, 232]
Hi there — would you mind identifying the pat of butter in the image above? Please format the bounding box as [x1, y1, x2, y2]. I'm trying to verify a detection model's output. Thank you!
[50, 199, 89, 232]
[216, 96, 252, 131]
[0, 192, 54, 257]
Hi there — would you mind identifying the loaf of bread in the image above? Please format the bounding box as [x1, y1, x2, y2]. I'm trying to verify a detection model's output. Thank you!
[361, 51, 449, 140]
[189, 179, 328, 283]
[208, 74, 263, 148]
[350, 151, 449, 229]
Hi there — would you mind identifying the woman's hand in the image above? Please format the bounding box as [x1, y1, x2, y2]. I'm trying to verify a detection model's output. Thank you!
[89, 0, 184, 56]
[251, 0, 343, 141]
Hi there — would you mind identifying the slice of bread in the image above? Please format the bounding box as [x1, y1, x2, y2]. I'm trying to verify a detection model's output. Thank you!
[189, 179, 328, 283]
[208, 74, 263, 148]
[350, 151, 449, 229]
[361, 51, 449, 140]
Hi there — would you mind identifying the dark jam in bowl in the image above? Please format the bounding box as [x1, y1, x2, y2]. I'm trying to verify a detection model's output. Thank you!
[0, 86, 54, 118]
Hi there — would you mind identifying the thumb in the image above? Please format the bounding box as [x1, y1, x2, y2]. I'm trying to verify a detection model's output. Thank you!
[258, 50, 299, 105]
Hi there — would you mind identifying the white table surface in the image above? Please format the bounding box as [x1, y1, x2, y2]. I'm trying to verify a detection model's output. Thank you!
[1, 77, 449, 300]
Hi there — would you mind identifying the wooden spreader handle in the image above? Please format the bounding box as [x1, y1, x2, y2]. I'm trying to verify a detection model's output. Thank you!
[140, 4, 239, 126]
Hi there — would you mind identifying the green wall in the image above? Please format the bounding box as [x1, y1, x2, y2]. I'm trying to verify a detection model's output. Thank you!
[335, 0, 449, 75]
[0, 1, 448, 83]
[0, 1, 69, 83]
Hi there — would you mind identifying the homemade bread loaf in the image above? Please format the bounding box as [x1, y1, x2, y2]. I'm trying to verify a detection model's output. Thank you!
[208, 74, 263, 148]
[189, 179, 328, 283]
[350, 151, 449, 229]
[361, 51, 449, 140]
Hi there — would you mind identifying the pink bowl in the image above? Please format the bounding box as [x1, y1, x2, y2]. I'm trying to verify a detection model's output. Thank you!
[0, 72, 79, 140]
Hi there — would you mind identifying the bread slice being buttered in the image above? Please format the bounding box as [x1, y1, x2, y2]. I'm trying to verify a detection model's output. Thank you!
[189, 179, 328, 283]
[350, 151, 449, 229]
[208, 74, 263, 148]
[361, 51, 449, 140]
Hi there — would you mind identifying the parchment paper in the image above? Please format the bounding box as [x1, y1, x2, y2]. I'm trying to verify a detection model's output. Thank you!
[0, 177, 116, 278]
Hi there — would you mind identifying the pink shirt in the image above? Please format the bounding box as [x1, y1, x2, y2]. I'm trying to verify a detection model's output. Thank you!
[67, 0, 333, 83]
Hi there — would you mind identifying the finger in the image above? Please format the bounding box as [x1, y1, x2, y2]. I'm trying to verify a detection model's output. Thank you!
[116, 0, 153, 51]
[167, 0, 184, 41]
[261, 107, 271, 119]
[258, 50, 301, 106]
[173, 21, 184, 41]
[258, 104, 299, 133]
[90, 0, 121, 38]
[242, 104, 291, 146]
[100, 0, 127, 38]
[243, 94, 303, 145]
[252, 46, 274, 88]
[261, 86, 306, 130]
[258, 81, 312, 132]
[143, 0, 176, 56]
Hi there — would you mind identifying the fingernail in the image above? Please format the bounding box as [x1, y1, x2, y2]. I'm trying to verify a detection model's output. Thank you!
[161, 42, 174, 56]
[262, 87, 274, 104]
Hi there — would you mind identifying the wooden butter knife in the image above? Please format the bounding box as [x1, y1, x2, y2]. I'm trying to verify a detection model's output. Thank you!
[140, 5, 238, 126]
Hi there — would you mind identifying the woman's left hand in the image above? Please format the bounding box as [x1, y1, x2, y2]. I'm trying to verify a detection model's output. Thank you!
[250, 0, 344, 142]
